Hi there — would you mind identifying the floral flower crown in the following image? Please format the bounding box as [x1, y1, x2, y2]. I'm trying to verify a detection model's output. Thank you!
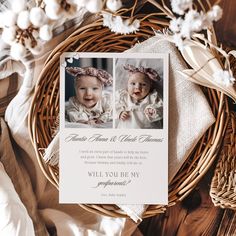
[66, 67, 113, 86]
[124, 64, 160, 82]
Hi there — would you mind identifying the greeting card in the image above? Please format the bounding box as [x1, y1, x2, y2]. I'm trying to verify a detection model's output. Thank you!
[60, 53, 168, 204]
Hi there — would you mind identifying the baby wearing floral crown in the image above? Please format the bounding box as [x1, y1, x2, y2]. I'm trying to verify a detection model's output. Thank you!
[65, 67, 113, 126]
[116, 64, 163, 129]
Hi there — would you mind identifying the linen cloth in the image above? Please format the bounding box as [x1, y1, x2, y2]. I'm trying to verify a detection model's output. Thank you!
[0, 118, 48, 236]
[0, 162, 35, 236]
[0, 75, 18, 116]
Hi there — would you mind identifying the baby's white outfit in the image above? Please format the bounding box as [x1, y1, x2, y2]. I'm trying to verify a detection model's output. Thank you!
[66, 91, 112, 123]
[116, 89, 163, 129]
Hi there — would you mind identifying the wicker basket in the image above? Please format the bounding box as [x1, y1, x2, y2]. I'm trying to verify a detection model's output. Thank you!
[210, 112, 236, 209]
[28, 13, 230, 218]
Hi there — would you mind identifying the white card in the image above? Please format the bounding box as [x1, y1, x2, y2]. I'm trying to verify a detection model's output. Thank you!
[60, 52, 168, 204]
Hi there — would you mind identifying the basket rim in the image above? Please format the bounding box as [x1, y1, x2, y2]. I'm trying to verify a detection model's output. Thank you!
[210, 111, 236, 210]
[28, 18, 230, 218]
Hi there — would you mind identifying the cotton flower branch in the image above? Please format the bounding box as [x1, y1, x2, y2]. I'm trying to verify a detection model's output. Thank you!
[0, 0, 130, 60]
[0, 0, 107, 61]
[169, 2, 223, 51]
[44, 0, 77, 20]
[149, 0, 236, 101]
[213, 69, 235, 87]
[101, 0, 141, 35]
[102, 12, 140, 34]
[0, 1, 52, 60]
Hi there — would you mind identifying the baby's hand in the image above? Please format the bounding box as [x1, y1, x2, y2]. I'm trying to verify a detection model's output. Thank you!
[87, 119, 104, 125]
[119, 111, 130, 121]
[87, 119, 97, 125]
[145, 107, 155, 117]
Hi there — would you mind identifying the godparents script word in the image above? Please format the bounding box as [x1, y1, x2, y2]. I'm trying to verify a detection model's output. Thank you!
[90, 171, 140, 188]
[65, 134, 163, 143]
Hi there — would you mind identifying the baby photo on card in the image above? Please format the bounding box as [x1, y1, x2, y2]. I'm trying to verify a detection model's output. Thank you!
[60, 52, 168, 205]
[64, 57, 113, 128]
[115, 58, 163, 129]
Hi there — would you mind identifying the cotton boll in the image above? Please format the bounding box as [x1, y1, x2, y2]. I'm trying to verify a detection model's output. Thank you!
[207, 5, 223, 22]
[213, 69, 235, 87]
[17, 10, 31, 30]
[1, 27, 16, 44]
[10, 42, 26, 60]
[169, 17, 183, 33]
[171, 0, 192, 15]
[30, 7, 47, 27]
[86, 0, 103, 13]
[39, 25, 53, 41]
[44, 0, 59, 5]
[45, 3, 62, 20]
[180, 9, 203, 38]
[3, 10, 17, 27]
[72, 0, 87, 7]
[106, 0, 122, 12]
[11, 0, 26, 13]
[173, 33, 185, 51]
[32, 30, 39, 39]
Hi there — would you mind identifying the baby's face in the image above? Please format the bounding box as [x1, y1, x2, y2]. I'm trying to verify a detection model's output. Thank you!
[127, 72, 151, 101]
[75, 75, 102, 108]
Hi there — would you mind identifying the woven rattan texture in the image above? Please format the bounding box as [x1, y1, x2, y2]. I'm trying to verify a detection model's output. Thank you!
[28, 17, 229, 218]
[210, 112, 236, 210]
